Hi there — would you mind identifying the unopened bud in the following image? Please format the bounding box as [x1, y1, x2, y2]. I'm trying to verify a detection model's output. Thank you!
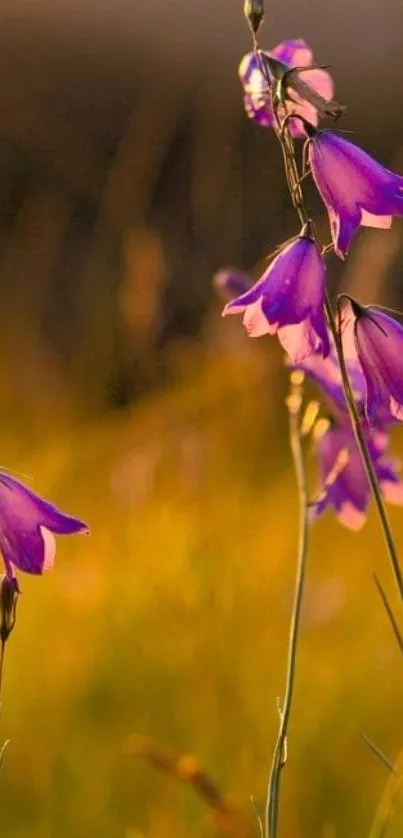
[0, 576, 18, 645]
[243, 0, 264, 36]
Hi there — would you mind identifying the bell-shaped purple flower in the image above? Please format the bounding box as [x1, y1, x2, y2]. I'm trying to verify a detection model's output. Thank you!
[311, 423, 403, 530]
[341, 299, 403, 424]
[0, 472, 89, 586]
[222, 231, 329, 363]
[239, 39, 334, 138]
[308, 129, 403, 258]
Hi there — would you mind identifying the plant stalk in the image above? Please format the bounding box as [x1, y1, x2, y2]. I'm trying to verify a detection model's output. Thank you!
[265, 373, 309, 838]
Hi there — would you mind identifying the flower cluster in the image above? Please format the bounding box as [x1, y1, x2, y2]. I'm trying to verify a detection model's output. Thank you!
[297, 344, 403, 529]
[218, 268, 403, 529]
[217, 35, 403, 529]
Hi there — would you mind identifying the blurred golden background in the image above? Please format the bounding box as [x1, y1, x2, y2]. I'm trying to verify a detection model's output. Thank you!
[0, 0, 403, 836]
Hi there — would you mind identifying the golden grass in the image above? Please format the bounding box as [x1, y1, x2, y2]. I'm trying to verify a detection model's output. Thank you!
[0, 344, 402, 836]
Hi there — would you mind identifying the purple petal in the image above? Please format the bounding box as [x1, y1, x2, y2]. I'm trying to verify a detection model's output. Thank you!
[312, 416, 403, 528]
[243, 300, 273, 337]
[277, 315, 329, 363]
[309, 131, 403, 257]
[0, 472, 89, 578]
[270, 39, 312, 68]
[311, 425, 370, 529]
[238, 52, 274, 127]
[381, 478, 403, 505]
[353, 309, 403, 423]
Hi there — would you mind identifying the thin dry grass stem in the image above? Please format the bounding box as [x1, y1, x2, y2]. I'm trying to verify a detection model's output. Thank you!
[361, 732, 397, 775]
[372, 572, 403, 656]
[368, 745, 403, 838]
[126, 735, 254, 838]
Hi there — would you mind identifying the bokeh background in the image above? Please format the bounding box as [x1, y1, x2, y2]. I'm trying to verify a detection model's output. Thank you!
[0, 0, 403, 835]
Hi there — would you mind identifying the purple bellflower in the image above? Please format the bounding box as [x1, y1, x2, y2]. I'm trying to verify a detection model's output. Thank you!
[308, 129, 403, 258]
[341, 299, 403, 424]
[239, 39, 334, 138]
[222, 229, 329, 363]
[0, 472, 89, 588]
[310, 422, 403, 530]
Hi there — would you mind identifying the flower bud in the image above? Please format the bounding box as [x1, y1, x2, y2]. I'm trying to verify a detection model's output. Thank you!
[243, 0, 264, 36]
[0, 576, 18, 645]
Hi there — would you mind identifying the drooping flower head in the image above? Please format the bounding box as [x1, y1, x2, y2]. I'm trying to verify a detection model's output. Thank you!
[238, 39, 335, 138]
[310, 421, 403, 530]
[222, 227, 329, 363]
[0, 472, 89, 588]
[307, 128, 403, 258]
[341, 298, 403, 425]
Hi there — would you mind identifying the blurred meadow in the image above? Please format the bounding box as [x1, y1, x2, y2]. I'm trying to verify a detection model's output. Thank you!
[1, 0, 403, 836]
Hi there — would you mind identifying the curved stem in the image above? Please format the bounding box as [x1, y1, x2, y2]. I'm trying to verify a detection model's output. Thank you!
[324, 295, 403, 605]
[265, 373, 309, 838]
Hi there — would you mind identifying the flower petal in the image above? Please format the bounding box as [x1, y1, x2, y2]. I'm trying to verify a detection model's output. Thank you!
[381, 479, 403, 505]
[309, 131, 403, 256]
[0, 472, 89, 581]
[353, 309, 403, 423]
[360, 210, 392, 229]
[278, 317, 329, 363]
[243, 300, 273, 336]
[41, 526, 56, 571]
[270, 39, 313, 68]
[336, 501, 366, 530]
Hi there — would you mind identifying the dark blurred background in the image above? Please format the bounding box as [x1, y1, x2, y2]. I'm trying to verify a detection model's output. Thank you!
[1, 0, 403, 413]
[1, 2, 403, 837]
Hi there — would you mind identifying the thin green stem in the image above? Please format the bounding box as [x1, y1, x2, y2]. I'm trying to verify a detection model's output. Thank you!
[265, 373, 309, 838]
[324, 296, 403, 605]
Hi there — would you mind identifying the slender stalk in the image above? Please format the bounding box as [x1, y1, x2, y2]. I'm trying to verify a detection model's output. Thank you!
[360, 732, 396, 775]
[265, 372, 309, 838]
[0, 642, 6, 707]
[324, 297, 403, 604]
[373, 572, 403, 656]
